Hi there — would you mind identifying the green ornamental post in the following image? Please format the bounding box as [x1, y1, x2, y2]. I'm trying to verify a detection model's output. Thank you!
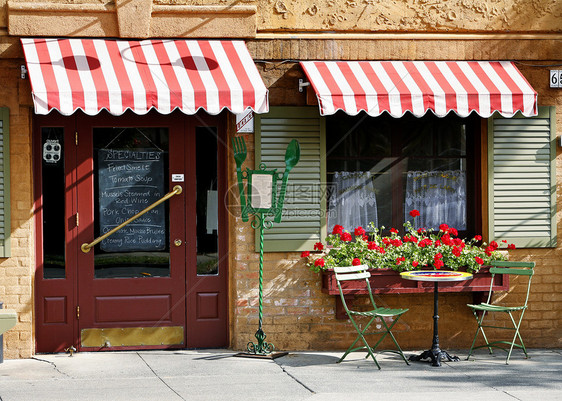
[231, 136, 300, 356]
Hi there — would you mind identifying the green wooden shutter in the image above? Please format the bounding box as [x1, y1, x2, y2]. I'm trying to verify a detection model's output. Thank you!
[488, 106, 556, 248]
[255, 106, 326, 252]
[0, 108, 10, 257]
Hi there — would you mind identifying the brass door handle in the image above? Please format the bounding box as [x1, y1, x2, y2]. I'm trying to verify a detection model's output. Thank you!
[174, 239, 183, 247]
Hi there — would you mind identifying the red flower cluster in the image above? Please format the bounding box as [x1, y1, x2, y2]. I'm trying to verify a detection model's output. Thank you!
[302, 210, 516, 273]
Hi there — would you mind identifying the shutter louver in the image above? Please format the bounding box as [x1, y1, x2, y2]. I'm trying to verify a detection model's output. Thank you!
[489, 106, 556, 248]
[255, 107, 326, 252]
[0, 108, 10, 257]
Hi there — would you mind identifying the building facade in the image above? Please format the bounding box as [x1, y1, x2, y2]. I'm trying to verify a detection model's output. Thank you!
[0, 0, 560, 358]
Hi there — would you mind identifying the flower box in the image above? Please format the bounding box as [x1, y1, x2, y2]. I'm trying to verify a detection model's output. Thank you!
[321, 267, 508, 319]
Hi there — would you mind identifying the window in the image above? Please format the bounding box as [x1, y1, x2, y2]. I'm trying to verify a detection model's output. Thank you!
[326, 112, 481, 236]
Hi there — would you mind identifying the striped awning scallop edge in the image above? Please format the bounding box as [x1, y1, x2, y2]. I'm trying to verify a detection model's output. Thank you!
[21, 38, 269, 116]
[300, 60, 537, 118]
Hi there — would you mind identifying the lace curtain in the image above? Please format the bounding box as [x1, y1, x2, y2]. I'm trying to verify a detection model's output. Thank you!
[404, 170, 466, 230]
[328, 171, 378, 233]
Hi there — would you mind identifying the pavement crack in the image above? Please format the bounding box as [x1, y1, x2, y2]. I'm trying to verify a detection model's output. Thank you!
[136, 352, 186, 401]
[31, 357, 72, 378]
[274, 361, 316, 394]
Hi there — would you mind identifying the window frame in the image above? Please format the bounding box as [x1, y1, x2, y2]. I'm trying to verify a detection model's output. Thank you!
[324, 112, 482, 237]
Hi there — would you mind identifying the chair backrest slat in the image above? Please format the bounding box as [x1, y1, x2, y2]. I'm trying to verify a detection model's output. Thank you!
[334, 265, 371, 282]
[491, 260, 535, 268]
[333, 265, 368, 273]
[489, 267, 534, 276]
[335, 272, 371, 281]
[489, 260, 535, 276]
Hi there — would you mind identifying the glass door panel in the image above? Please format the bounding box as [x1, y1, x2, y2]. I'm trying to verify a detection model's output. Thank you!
[196, 127, 218, 276]
[41, 127, 66, 279]
[92, 128, 170, 278]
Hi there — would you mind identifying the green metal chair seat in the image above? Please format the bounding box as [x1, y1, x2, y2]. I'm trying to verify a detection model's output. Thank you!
[334, 265, 410, 369]
[466, 260, 535, 365]
[467, 303, 527, 313]
[350, 307, 408, 318]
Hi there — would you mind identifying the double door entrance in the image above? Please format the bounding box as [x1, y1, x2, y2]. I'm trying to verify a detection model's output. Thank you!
[34, 111, 228, 352]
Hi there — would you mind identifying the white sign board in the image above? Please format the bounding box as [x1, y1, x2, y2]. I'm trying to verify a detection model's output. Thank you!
[172, 174, 184, 182]
[236, 109, 254, 133]
[250, 174, 273, 209]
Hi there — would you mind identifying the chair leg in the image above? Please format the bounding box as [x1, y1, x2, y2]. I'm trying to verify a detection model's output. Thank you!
[467, 310, 493, 360]
[379, 316, 410, 365]
[338, 316, 381, 369]
[505, 310, 528, 364]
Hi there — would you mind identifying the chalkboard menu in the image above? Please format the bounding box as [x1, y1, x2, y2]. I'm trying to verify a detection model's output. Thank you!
[98, 149, 166, 252]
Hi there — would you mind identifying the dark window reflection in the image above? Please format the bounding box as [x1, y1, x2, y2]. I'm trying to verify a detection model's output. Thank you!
[42, 128, 66, 279]
[196, 127, 218, 276]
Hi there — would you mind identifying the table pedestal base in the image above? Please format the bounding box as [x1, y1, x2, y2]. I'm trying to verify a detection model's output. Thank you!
[409, 347, 460, 367]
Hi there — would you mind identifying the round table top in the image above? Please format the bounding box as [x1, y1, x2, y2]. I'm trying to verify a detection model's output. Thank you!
[400, 270, 473, 282]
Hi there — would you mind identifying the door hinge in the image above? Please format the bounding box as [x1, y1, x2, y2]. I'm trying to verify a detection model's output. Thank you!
[76, 212, 79, 227]
[75, 131, 78, 145]
[76, 306, 80, 320]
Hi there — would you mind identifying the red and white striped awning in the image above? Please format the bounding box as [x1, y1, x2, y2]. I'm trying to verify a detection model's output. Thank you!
[21, 38, 269, 116]
[300, 61, 537, 118]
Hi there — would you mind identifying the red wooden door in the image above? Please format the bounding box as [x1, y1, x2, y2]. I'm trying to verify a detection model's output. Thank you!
[34, 111, 228, 352]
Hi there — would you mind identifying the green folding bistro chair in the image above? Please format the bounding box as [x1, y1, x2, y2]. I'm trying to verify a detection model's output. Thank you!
[466, 260, 535, 364]
[334, 265, 410, 369]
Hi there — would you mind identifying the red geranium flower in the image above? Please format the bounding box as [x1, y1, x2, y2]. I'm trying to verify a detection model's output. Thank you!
[314, 242, 324, 251]
[352, 258, 361, 266]
[434, 260, 444, 269]
[412, 261, 419, 267]
[409, 209, 420, 218]
[341, 232, 352, 242]
[390, 228, 399, 234]
[314, 258, 325, 267]
[354, 226, 366, 236]
[301, 251, 310, 258]
[434, 252, 443, 260]
[474, 235, 482, 241]
[448, 227, 458, 236]
[475, 257, 484, 265]
[439, 224, 449, 232]
[452, 247, 462, 257]
[367, 241, 377, 250]
[489, 241, 499, 250]
[508, 244, 516, 250]
[332, 225, 344, 235]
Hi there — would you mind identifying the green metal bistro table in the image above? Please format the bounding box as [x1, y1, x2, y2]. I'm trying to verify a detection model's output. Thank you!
[400, 270, 473, 367]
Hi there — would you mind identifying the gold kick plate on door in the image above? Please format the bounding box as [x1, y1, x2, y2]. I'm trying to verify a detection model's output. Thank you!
[81, 327, 184, 347]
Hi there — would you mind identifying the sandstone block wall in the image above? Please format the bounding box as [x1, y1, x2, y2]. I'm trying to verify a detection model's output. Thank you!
[0, 60, 34, 359]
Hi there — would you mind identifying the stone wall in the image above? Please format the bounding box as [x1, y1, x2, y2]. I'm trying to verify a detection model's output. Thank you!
[0, 59, 34, 359]
[257, 0, 562, 33]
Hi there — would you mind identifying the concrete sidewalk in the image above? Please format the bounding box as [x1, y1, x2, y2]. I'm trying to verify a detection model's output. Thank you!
[0, 348, 560, 400]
